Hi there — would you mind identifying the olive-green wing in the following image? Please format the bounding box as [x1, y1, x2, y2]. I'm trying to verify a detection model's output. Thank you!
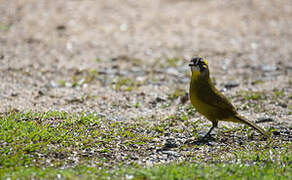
[197, 81, 236, 113]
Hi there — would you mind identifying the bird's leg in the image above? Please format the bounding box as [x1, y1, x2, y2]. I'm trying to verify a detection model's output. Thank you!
[203, 126, 215, 138]
[203, 122, 218, 138]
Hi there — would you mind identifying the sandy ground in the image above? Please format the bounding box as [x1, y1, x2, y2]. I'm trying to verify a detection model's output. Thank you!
[0, 0, 291, 126]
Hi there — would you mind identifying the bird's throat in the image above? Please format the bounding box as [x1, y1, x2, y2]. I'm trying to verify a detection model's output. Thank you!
[191, 69, 209, 82]
[190, 69, 211, 92]
[191, 70, 201, 81]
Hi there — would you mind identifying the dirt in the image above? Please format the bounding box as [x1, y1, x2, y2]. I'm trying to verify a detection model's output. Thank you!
[1, 0, 291, 126]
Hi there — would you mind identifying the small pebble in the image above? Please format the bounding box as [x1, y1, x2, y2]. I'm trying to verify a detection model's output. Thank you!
[11, 93, 18, 97]
[162, 151, 180, 157]
[261, 65, 277, 72]
[155, 97, 166, 102]
[224, 82, 240, 89]
[163, 138, 178, 149]
[256, 117, 274, 123]
[56, 25, 66, 30]
[272, 131, 281, 136]
[166, 67, 179, 76]
[180, 92, 189, 104]
[38, 90, 45, 96]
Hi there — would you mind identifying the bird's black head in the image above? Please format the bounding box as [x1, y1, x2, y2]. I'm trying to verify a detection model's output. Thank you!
[189, 57, 208, 72]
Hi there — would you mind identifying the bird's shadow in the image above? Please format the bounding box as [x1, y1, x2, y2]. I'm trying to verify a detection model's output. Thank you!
[185, 135, 217, 146]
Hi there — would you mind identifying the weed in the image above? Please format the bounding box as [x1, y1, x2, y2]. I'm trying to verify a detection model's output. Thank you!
[111, 77, 141, 91]
[168, 88, 186, 100]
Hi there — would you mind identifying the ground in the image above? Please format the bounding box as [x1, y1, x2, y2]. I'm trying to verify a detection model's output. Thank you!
[0, 0, 291, 179]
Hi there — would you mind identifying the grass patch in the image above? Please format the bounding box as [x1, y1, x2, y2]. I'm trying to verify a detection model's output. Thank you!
[2, 155, 292, 179]
[153, 57, 183, 68]
[58, 69, 99, 87]
[111, 77, 142, 91]
[0, 22, 10, 31]
[242, 91, 266, 101]
[168, 88, 186, 100]
[0, 111, 291, 179]
[0, 111, 154, 169]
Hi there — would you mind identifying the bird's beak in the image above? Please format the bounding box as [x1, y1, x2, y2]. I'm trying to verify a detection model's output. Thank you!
[189, 61, 195, 67]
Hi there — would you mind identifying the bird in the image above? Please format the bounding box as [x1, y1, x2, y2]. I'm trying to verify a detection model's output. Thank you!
[188, 57, 268, 138]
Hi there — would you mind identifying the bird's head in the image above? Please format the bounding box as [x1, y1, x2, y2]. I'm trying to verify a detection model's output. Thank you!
[189, 57, 209, 78]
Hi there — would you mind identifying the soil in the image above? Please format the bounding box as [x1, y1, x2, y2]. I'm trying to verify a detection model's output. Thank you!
[1, 0, 291, 123]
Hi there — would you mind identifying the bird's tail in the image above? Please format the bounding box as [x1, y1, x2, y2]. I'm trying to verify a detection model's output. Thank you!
[234, 114, 269, 138]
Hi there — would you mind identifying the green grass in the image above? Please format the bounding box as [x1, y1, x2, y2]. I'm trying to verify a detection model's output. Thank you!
[0, 111, 291, 179]
[1, 158, 291, 179]
[0, 22, 10, 31]
[111, 77, 142, 91]
[0, 111, 153, 168]
[129, 161, 292, 180]
[58, 69, 99, 87]
[242, 91, 266, 101]
[168, 88, 186, 100]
